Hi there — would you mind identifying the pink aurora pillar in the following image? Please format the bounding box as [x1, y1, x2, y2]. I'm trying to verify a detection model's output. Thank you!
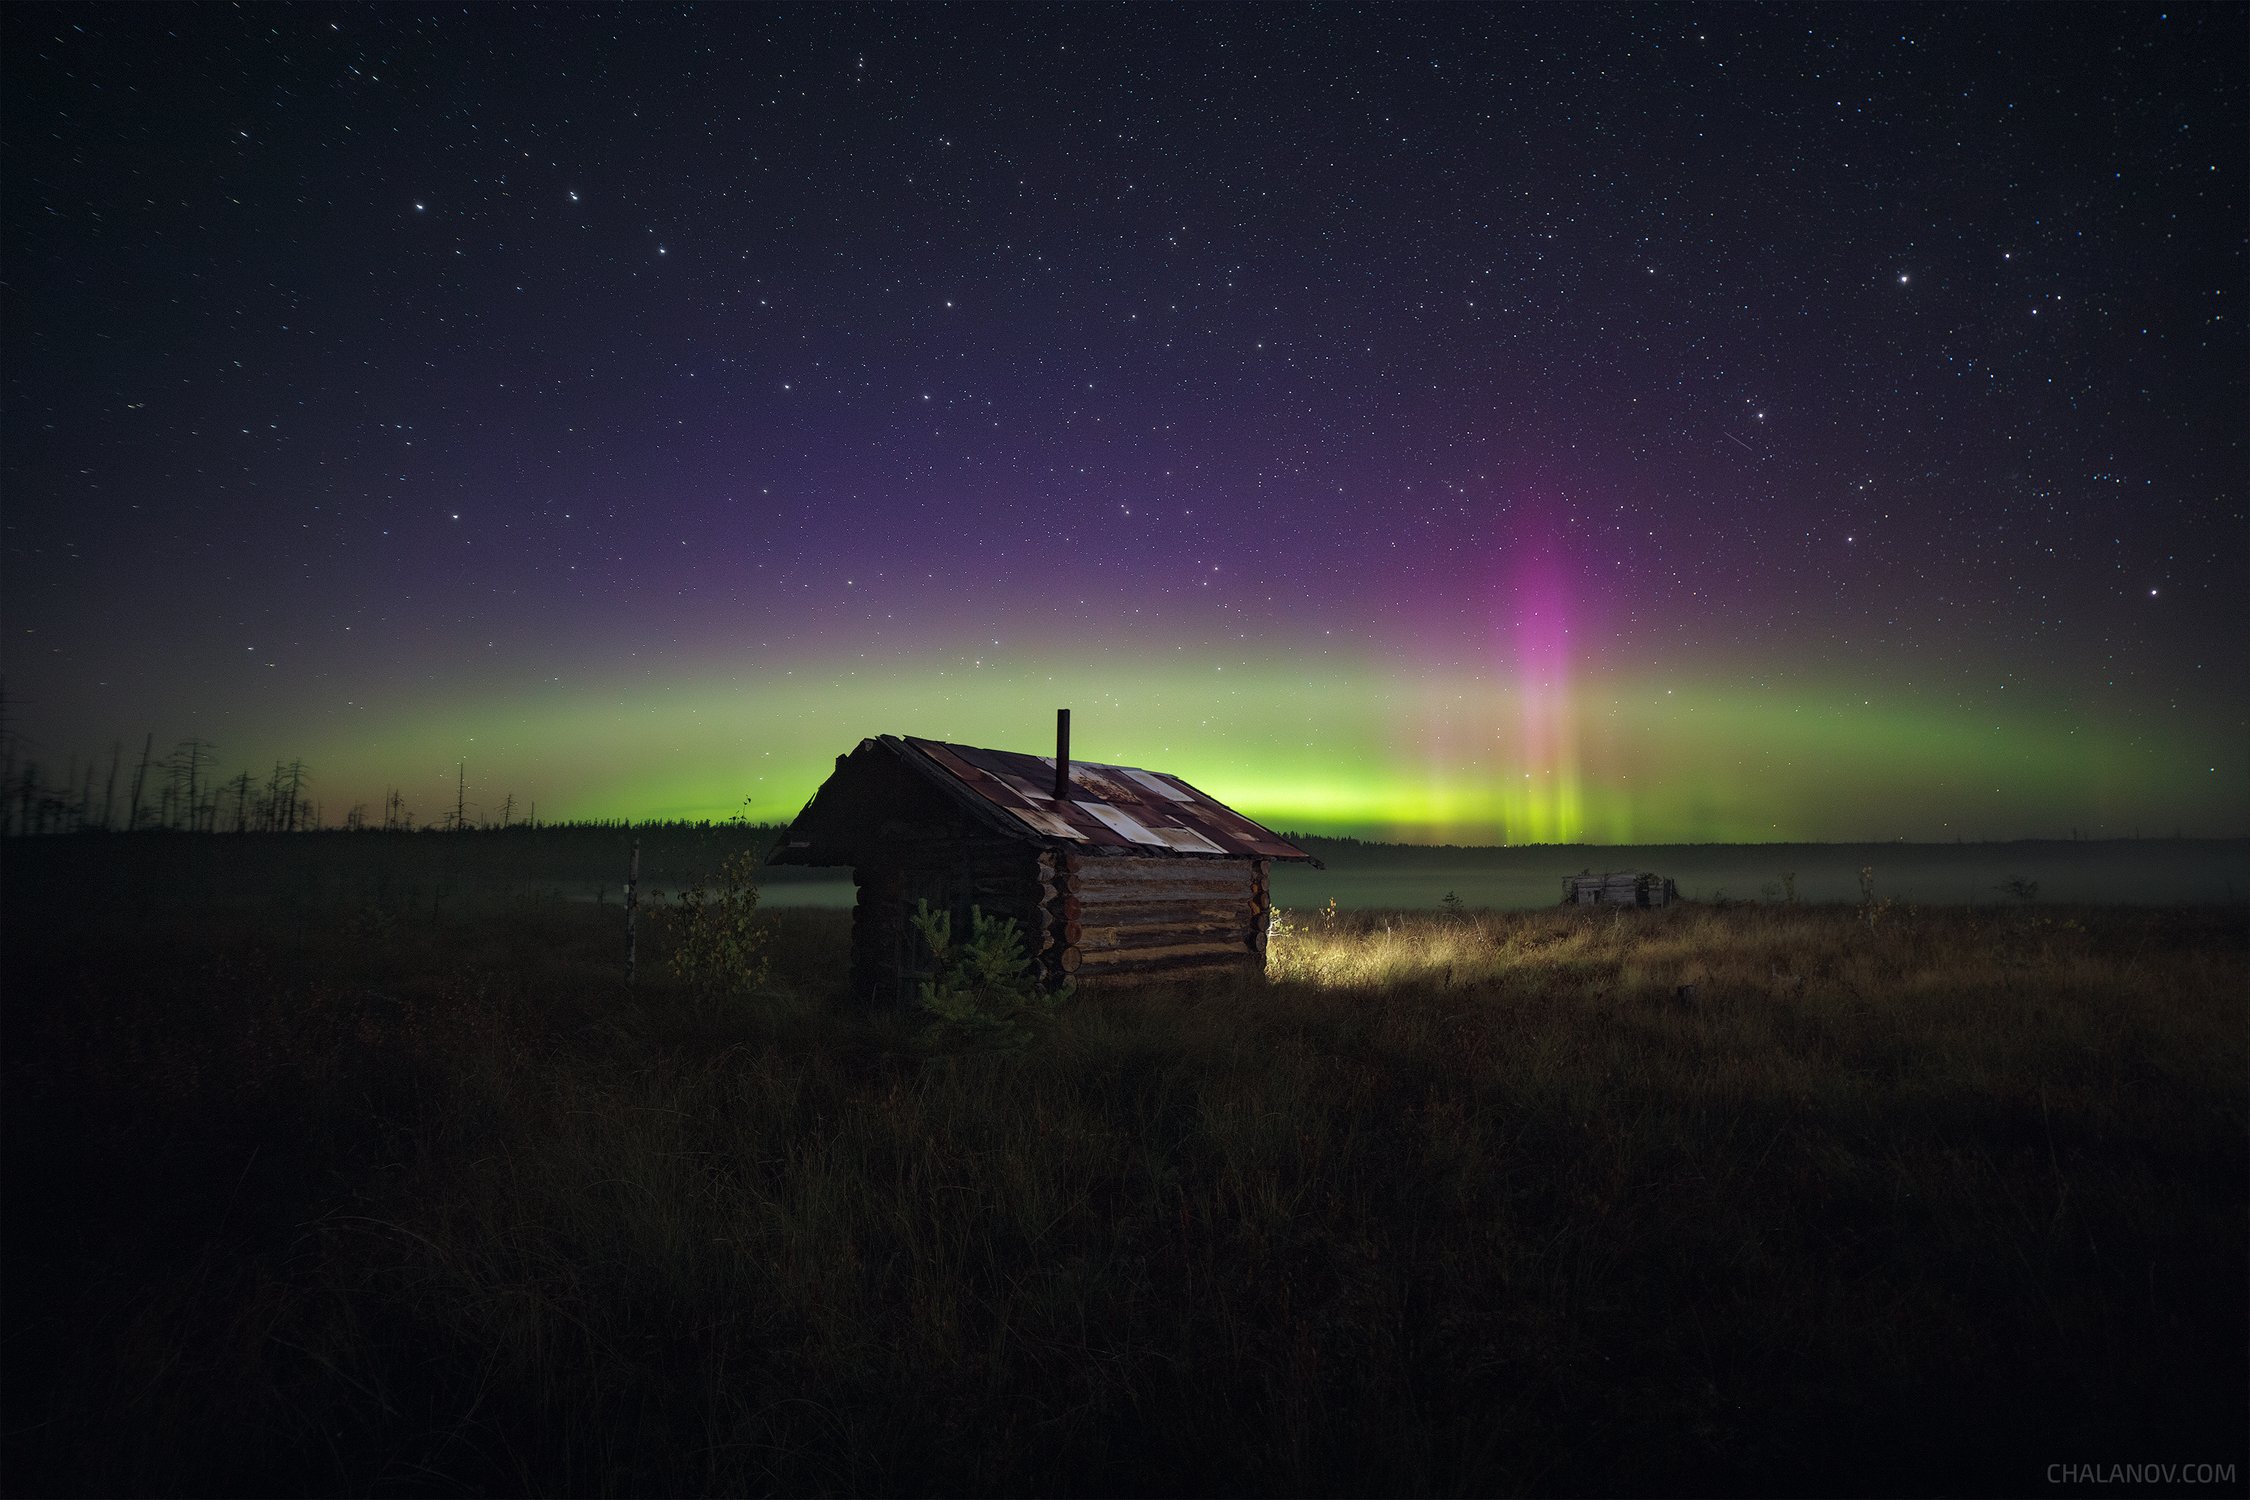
[1500, 543, 1583, 844]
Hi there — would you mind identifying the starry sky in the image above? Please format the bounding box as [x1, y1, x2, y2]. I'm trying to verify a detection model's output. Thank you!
[4, 4, 2244, 843]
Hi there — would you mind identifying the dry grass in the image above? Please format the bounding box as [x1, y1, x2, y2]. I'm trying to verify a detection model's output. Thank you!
[2, 873, 2243, 1497]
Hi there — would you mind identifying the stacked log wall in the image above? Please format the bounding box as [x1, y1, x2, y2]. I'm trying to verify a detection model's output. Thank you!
[1062, 852, 1266, 986]
[855, 848, 1278, 1000]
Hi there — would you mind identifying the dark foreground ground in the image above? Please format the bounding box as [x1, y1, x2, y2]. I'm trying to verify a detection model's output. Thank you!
[2, 844, 2244, 1496]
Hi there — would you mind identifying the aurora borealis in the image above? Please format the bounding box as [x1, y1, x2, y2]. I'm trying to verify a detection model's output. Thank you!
[4, 6, 2243, 844]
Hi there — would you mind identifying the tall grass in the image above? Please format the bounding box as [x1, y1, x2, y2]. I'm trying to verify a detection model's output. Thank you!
[3, 881, 2243, 1496]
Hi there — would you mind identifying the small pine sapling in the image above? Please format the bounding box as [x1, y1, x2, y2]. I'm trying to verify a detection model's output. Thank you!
[911, 899, 1065, 1050]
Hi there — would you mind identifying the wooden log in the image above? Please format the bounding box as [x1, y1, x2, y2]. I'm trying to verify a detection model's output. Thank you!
[968, 870, 1042, 889]
[1074, 856, 1252, 885]
[1076, 874, 1251, 895]
[1075, 954, 1260, 985]
[1076, 856, 1250, 878]
[968, 882, 1045, 906]
[1078, 939, 1252, 968]
[862, 849, 1027, 874]
[1075, 886, 1254, 911]
[1084, 968, 1253, 988]
[1080, 919, 1255, 952]
[1057, 945, 1081, 973]
[1076, 878, 1252, 899]
[1072, 896, 1257, 921]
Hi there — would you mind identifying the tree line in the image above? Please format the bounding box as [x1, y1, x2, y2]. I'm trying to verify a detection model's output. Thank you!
[0, 734, 773, 840]
[0, 701, 687, 837]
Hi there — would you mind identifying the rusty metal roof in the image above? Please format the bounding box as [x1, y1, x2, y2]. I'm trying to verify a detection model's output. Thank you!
[898, 736, 1310, 861]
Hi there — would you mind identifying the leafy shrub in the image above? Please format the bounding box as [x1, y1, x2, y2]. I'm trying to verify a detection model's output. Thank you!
[665, 849, 771, 998]
[911, 899, 1064, 1049]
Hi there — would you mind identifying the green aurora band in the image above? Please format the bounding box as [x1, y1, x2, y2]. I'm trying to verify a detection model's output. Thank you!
[280, 648, 2243, 843]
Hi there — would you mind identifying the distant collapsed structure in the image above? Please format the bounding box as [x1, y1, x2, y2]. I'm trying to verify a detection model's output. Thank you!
[1562, 871, 1678, 907]
[772, 711, 1312, 1003]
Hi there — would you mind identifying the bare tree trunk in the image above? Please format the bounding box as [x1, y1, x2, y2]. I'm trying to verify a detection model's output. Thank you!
[282, 760, 308, 833]
[127, 734, 153, 831]
[101, 740, 121, 832]
[176, 740, 214, 833]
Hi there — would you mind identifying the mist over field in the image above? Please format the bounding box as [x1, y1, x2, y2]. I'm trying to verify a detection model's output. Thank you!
[758, 836, 2250, 911]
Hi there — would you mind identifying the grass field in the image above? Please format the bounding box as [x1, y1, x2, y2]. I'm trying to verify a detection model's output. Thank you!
[2, 838, 2244, 1496]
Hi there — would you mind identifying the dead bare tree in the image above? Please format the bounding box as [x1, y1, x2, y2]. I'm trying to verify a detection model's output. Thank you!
[100, 740, 121, 832]
[164, 740, 216, 832]
[283, 760, 309, 832]
[126, 734, 154, 831]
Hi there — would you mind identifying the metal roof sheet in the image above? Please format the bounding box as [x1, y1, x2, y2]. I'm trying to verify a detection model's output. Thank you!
[899, 736, 1310, 861]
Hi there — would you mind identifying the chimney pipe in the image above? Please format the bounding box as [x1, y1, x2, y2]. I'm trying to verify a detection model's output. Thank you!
[1053, 708, 1071, 801]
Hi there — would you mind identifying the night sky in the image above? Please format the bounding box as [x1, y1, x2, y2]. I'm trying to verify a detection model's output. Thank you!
[4, 5, 2243, 842]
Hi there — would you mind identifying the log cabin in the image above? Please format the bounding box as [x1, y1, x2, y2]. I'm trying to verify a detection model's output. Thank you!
[770, 711, 1312, 1002]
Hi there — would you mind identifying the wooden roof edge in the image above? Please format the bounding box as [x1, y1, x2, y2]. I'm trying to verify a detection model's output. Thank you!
[906, 736, 1312, 863]
[762, 737, 909, 866]
[882, 735, 1055, 847]
[1147, 772, 1316, 863]
[772, 734, 1312, 865]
